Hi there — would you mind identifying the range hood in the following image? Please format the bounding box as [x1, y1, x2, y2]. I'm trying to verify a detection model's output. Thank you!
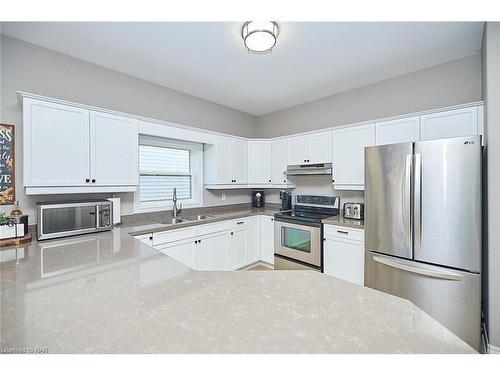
[284, 163, 332, 176]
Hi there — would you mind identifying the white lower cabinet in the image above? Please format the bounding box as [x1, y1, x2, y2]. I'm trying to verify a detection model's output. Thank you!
[158, 238, 197, 269]
[196, 232, 229, 271]
[147, 215, 275, 270]
[229, 228, 249, 270]
[248, 215, 261, 264]
[260, 215, 275, 265]
[323, 225, 364, 286]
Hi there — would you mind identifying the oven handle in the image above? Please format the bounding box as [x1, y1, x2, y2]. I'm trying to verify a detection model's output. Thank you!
[273, 217, 322, 228]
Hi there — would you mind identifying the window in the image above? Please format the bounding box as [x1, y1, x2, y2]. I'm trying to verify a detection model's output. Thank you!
[134, 136, 203, 212]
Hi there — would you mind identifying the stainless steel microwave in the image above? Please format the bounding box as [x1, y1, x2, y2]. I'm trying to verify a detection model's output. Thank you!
[37, 200, 112, 240]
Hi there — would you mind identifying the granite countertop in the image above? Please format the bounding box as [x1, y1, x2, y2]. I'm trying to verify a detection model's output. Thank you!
[0, 208, 473, 354]
[126, 207, 279, 236]
[322, 214, 365, 229]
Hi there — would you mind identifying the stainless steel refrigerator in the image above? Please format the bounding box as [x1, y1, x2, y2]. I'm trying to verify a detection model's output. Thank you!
[364, 135, 481, 351]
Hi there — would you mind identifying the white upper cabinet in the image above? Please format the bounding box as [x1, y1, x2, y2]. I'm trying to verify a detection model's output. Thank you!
[23, 97, 139, 193]
[286, 131, 332, 165]
[376, 116, 420, 145]
[307, 131, 333, 164]
[90, 111, 138, 186]
[271, 139, 288, 184]
[286, 137, 308, 165]
[248, 141, 272, 184]
[23, 98, 90, 187]
[205, 136, 248, 185]
[230, 138, 248, 184]
[333, 124, 375, 190]
[420, 107, 478, 141]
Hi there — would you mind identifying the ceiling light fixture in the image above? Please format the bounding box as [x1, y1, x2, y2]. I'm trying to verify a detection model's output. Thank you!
[241, 21, 280, 54]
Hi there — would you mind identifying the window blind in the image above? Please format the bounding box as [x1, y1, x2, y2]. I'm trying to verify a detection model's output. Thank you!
[139, 145, 191, 202]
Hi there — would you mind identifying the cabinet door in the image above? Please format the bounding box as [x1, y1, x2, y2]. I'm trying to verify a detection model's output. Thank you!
[286, 137, 308, 165]
[333, 124, 375, 189]
[229, 228, 249, 270]
[90, 111, 138, 186]
[248, 141, 272, 183]
[23, 98, 90, 187]
[216, 137, 232, 184]
[376, 116, 420, 145]
[271, 139, 288, 184]
[420, 107, 478, 141]
[248, 215, 261, 264]
[324, 238, 364, 286]
[196, 232, 229, 271]
[260, 216, 275, 265]
[158, 238, 197, 269]
[307, 131, 333, 164]
[230, 138, 248, 183]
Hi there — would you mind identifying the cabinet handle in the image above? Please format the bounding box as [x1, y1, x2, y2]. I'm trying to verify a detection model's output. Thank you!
[199, 239, 201, 243]
[337, 230, 348, 235]
[149, 236, 153, 241]
[92, 179, 96, 183]
[86, 178, 90, 183]
[231, 232, 234, 235]
[237, 221, 244, 225]
[268, 179, 271, 182]
[271, 218, 274, 221]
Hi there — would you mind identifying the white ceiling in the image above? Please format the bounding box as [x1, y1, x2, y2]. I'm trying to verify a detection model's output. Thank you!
[1, 22, 484, 116]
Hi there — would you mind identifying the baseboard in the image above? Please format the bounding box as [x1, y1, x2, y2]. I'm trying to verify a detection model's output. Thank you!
[488, 344, 500, 354]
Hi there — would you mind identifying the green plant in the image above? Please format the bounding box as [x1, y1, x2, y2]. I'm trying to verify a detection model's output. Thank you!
[0, 212, 12, 226]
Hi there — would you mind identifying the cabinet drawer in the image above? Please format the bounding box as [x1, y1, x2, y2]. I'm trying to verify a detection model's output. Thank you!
[228, 217, 248, 229]
[324, 225, 364, 242]
[153, 227, 197, 246]
[196, 221, 229, 236]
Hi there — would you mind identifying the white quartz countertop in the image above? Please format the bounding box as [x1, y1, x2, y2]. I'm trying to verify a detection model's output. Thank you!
[0, 215, 474, 353]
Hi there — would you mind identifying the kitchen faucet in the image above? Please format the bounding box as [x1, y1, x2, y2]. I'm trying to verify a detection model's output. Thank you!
[172, 187, 182, 218]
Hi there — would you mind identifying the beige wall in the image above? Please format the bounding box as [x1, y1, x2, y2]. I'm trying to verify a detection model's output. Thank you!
[482, 22, 500, 350]
[0, 35, 257, 222]
[256, 54, 482, 137]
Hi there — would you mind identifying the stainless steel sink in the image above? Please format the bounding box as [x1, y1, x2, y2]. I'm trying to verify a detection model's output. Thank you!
[159, 217, 187, 225]
[182, 215, 215, 222]
[158, 215, 215, 225]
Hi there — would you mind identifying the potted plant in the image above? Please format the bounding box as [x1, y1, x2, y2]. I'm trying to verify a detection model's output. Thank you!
[0, 212, 17, 240]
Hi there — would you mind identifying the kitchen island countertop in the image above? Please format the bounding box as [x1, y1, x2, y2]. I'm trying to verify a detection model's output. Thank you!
[0, 210, 473, 354]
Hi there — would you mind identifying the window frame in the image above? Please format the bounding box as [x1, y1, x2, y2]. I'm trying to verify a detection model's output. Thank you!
[134, 135, 203, 213]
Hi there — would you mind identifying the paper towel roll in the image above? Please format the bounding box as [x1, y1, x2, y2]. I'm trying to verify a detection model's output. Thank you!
[107, 197, 121, 225]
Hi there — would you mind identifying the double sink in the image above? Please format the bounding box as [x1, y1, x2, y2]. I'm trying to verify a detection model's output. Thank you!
[159, 215, 216, 225]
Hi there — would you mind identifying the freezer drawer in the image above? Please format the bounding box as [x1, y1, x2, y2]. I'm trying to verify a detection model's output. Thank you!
[364, 251, 480, 351]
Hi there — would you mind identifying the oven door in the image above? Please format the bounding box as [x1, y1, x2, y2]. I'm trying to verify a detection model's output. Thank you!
[38, 202, 100, 240]
[274, 220, 322, 267]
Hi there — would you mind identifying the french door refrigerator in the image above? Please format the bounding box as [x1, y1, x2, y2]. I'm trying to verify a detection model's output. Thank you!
[364, 135, 481, 351]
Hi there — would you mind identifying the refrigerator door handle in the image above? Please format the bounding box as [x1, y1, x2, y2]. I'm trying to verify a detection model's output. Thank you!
[372, 255, 464, 281]
[404, 154, 412, 250]
[414, 153, 422, 251]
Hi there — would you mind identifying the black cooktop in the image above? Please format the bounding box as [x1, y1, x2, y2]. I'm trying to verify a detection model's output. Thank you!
[275, 209, 337, 223]
[274, 195, 339, 224]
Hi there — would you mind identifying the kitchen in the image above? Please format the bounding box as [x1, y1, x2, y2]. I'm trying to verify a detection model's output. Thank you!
[0, 13, 499, 366]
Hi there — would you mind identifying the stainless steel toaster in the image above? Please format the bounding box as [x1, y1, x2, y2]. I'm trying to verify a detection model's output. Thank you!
[343, 202, 364, 220]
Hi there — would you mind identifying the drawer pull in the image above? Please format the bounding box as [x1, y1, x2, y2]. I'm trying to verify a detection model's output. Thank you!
[337, 230, 349, 235]
[237, 221, 244, 225]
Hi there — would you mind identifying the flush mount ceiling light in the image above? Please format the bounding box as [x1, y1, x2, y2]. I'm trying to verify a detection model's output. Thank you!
[241, 21, 280, 54]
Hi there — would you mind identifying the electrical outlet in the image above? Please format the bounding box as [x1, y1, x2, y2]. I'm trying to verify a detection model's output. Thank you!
[221, 193, 226, 201]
